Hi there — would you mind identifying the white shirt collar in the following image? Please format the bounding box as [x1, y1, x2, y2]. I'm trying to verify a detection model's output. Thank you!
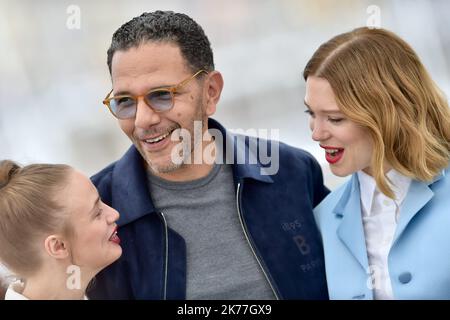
[357, 169, 412, 216]
[5, 281, 28, 300]
[4, 279, 89, 300]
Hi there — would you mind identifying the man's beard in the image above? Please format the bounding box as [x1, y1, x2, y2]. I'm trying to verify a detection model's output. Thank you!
[147, 156, 184, 175]
[143, 103, 206, 176]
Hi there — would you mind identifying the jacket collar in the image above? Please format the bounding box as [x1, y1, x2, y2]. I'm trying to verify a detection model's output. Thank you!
[392, 170, 445, 245]
[334, 174, 370, 270]
[332, 169, 446, 268]
[208, 118, 273, 184]
[111, 118, 273, 226]
[332, 169, 446, 217]
[111, 145, 156, 226]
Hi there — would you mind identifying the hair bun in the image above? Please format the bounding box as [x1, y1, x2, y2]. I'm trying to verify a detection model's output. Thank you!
[0, 160, 21, 189]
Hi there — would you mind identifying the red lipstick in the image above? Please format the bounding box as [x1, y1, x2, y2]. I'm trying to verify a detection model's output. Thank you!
[320, 145, 345, 164]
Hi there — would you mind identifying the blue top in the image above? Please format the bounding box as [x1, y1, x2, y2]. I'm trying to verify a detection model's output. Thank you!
[88, 118, 330, 299]
[314, 165, 450, 299]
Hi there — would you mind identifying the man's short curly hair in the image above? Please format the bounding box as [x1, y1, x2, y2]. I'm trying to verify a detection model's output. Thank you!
[107, 11, 214, 74]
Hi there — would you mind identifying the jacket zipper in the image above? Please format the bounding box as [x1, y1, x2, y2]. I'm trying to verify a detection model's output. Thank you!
[236, 181, 280, 300]
[157, 211, 169, 300]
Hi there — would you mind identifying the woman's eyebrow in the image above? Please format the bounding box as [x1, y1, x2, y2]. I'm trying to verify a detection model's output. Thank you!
[304, 101, 342, 114]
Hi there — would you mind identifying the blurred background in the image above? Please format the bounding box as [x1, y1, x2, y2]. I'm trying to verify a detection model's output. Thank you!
[1, 0, 449, 189]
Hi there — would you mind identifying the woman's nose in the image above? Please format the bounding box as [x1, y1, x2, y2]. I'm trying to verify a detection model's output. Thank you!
[106, 206, 120, 223]
[311, 120, 329, 142]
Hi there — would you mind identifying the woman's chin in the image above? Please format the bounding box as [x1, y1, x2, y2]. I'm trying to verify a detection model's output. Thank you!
[100, 246, 123, 269]
[110, 246, 123, 262]
[330, 167, 353, 177]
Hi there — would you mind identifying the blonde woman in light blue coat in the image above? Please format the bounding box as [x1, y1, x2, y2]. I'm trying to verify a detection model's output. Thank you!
[303, 27, 450, 300]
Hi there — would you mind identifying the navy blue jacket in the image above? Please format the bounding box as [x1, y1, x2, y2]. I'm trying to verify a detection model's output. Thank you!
[88, 118, 329, 299]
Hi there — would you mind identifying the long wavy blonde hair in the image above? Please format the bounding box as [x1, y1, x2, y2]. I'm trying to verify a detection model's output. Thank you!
[303, 27, 450, 198]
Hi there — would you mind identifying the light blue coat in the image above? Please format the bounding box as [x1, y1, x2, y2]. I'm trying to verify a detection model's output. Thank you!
[314, 166, 450, 300]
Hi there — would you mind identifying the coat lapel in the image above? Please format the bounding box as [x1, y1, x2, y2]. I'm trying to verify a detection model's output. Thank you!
[392, 179, 436, 245]
[335, 174, 370, 271]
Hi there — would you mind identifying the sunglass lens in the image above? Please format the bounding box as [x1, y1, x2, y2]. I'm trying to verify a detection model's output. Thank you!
[147, 90, 173, 111]
[110, 97, 136, 119]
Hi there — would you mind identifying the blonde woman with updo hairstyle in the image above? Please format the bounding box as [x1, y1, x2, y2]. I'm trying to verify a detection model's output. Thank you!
[0, 160, 122, 300]
[303, 27, 450, 299]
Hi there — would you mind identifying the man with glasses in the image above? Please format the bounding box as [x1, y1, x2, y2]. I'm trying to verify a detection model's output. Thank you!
[89, 11, 330, 300]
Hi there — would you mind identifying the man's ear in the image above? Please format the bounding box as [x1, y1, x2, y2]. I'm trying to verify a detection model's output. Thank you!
[44, 235, 70, 260]
[203, 71, 224, 116]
